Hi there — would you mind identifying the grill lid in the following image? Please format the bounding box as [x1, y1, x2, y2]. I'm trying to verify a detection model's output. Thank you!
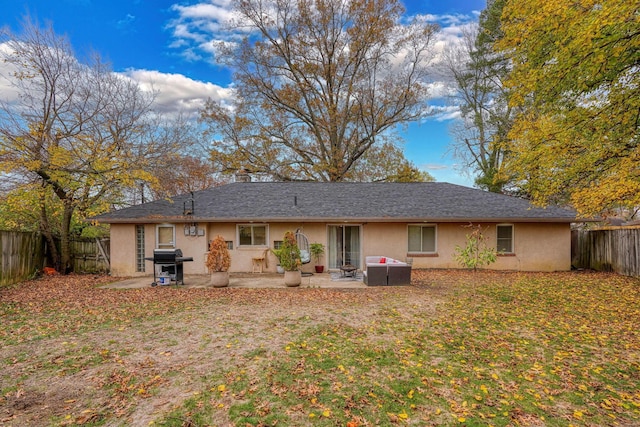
[153, 248, 183, 261]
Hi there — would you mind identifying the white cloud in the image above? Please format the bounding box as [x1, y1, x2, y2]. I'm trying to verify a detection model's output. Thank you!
[428, 21, 477, 67]
[428, 105, 461, 122]
[116, 14, 136, 31]
[122, 69, 234, 115]
[167, 1, 246, 63]
[423, 163, 449, 170]
[170, 23, 207, 44]
[0, 43, 21, 105]
[0, 42, 233, 119]
[416, 13, 479, 118]
[426, 81, 457, 99]
[171, 2, 234, 22]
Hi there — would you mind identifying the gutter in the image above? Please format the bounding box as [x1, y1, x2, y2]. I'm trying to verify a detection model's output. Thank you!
[95, 216, 582, 224]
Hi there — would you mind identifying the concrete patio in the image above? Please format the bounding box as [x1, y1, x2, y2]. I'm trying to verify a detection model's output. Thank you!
[102, 272, 366, 289]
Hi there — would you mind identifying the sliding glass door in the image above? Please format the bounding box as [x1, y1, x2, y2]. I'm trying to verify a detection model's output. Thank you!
[327, 225, 361, 269]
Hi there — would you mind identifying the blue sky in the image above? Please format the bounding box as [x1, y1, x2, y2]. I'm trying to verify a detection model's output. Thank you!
[1, 0, 486, 186]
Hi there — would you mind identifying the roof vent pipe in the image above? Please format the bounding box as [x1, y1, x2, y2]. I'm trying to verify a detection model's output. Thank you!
[294, 195, 297, 206]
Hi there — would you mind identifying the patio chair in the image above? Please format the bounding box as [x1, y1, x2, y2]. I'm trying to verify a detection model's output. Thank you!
[295, 230, 311, 265]
[251, 248, 269, 273]
[295, 230, 314, 276]
[387, 263, 411, 286]
[364, 264, 388, 286]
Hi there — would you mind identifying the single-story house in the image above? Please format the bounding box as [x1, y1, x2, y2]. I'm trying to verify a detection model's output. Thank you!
[93, 181, 577, 276]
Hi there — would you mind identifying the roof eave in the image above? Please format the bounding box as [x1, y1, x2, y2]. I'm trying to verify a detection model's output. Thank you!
[95, 216, 580, 224]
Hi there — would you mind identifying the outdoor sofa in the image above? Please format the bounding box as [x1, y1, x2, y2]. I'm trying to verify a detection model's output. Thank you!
[363, 256, 411, 286]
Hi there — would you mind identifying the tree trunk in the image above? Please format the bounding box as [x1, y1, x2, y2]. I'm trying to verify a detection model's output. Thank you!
[59, 202, 75, 274]
[39, 197, 60, 272]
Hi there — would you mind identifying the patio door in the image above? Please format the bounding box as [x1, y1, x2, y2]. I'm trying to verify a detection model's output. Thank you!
[327, 225, 361, 269]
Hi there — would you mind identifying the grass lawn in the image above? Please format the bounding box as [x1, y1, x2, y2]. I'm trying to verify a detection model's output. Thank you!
[1, 270, 639, 426]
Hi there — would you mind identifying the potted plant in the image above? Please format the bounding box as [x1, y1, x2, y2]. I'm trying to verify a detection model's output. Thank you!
[271, 248, 286, 274]
[279, 231, 302, 286]
[205, 235, 231, 287]
[310, 243, 325, 273]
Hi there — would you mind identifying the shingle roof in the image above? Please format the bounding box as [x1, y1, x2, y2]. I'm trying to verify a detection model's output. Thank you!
[94, 182, 577, 223]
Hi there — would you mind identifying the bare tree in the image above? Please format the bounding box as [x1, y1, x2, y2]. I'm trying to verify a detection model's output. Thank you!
[202, 0, 438, 182]
[0, 18, 177, 272]
[133, 114, 227, 202]
[442, 0, 515, 193]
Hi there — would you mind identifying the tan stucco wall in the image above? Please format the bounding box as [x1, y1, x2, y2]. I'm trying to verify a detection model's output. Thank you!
[109, 221, 572, 276]
[207, 223, 328, 274]
[109, 224, 136, 277]
[499, 222, 571, 271]
[109, 223, 209, 277]
[361, 222, 571, 272]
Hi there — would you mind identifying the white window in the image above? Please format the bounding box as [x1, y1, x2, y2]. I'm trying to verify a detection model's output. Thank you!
[237, 224, 268, 246]
[408, 225, 437, 253]
[497, 224, 514, 253]
[156, 224, 175, 249]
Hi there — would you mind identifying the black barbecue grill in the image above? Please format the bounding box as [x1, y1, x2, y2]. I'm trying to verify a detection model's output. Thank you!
[146, 249, 194, 286]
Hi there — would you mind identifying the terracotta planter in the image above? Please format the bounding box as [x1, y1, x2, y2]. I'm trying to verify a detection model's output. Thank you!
[283, 270, 301, 287]
[315, 265, 324, 273]
[210, 271, 229, 288]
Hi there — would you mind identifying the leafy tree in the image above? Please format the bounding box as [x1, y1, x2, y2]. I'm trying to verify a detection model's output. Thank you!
[444, 0, 514, 193]
[498, 0, 639, 217]
[454, 223, 497, 271]
[202, 0, 438, 182]
[0, 18, 175, 272]
[0, 184, 108, 273]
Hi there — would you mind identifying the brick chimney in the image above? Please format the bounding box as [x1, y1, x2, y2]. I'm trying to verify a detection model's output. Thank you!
[235, 169, 251, 182]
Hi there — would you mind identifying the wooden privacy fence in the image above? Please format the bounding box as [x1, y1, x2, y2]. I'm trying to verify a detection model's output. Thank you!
[572, 227, 640, 276]
[0, 231, 45, 286]
[1, 232, 111, 286]
[70, 238, 110, 274]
